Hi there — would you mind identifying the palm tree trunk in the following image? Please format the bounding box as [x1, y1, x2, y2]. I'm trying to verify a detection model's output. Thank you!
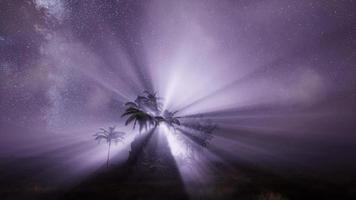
[127, 125, 157, 166]
[107, 142, 111, 168]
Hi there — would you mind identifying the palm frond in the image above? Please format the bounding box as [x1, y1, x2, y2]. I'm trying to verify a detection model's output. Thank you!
[93, 127, 126, 144]
[172, 118, 181, 125]
[94, 135, 108, 143]
[98, 128, 109, 134]
[121, 107, 143, 116]
[124, 101, 138, 108]
[125, 115, 137, 126]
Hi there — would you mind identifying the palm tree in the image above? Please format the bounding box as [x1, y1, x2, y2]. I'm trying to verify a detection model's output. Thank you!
[132, 91, 162, 115]
[121, 91, 217, 170]
[162, 110, 181, 127]
[121, 102, 157, 132]
[94, 126, 125, 168]
[122, 91, 164, 132]
[122, 92, 166, 166]
[143, 90, 162, 112]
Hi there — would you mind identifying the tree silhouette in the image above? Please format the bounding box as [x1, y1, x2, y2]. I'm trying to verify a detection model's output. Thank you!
[121, 91, 217, 166]
[130, 91, 162, 114]
[94, 126, 125, 168]
[162, 110, 181, 128]
[122, 91, 163, 132]
[122, 102, 157, 132]
[142, 90, 162, 113]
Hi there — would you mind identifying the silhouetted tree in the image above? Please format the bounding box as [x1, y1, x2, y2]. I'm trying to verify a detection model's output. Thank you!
[122, 91, 217, 166]
[162, 110, 181, 127]
[94, 126, 125, 168]
[122, 91, 165, 132]
[122, 101, 157, 132]
[143, 90, 162, 112]
[131, 91, 162, 115]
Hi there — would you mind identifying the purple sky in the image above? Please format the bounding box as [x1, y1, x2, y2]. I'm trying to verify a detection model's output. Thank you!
[1, 0, 356, 184]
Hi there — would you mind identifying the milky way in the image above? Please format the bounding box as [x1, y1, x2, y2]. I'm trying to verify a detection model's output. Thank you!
[1, 0, 356, 190]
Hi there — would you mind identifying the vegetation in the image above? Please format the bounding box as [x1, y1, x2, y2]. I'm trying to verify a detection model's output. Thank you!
[93, 126, 125, 168]
[121, 102, 157, 132]
[94, 91, 217, 168]
[121, 91, 181, 131]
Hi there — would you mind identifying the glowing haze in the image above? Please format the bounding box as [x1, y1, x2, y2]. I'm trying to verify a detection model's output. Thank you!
[1, 0, 356, 190]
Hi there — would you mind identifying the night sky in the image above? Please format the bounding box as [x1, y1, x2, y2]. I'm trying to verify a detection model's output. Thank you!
[1, 0, 356, 198]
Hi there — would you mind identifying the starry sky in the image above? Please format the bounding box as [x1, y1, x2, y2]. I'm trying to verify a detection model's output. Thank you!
[1, 0, 356, 184]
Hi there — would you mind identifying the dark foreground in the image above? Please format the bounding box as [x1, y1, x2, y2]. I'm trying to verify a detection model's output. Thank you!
[1, 156, 356, 200]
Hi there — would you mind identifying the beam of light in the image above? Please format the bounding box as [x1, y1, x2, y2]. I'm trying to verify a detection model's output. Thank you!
[142, 1, 327, 120]
[160, 124, 222, 198]
[1, 1, 356, 198]
[0, 122, 135, 186]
